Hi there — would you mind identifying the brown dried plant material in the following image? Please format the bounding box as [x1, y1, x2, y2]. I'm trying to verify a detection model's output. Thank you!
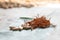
[9, 16, 55, 31]
[20, 16, 54, 31]
[0, 0, 60, 9]
[0, 0, 34, 9]
[23, 16, 50, 30]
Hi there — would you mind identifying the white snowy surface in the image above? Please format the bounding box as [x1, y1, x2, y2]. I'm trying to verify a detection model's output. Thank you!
[0, 7, 60, 40]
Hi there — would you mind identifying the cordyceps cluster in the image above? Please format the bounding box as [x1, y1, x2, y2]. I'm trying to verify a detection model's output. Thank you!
[27, 16, 50, 29]
[9, 16, 55, 31]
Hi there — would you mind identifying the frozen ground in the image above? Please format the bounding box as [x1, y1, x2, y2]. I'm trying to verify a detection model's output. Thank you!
[0, 7, 60, 40]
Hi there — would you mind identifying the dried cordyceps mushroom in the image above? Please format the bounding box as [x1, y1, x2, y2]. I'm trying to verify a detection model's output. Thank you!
[0, 2, 22, 9]
[0, 2, 34, 9]
[9, 16, 56, 31]
[28, 16, 50, 29]
[21, 16, 55, 30]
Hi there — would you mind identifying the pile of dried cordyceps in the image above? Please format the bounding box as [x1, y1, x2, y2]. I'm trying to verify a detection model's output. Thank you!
[0, 2, 34, 9]
[9, 16, 55, 31]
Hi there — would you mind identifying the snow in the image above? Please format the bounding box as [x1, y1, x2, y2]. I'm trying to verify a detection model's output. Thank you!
[0, 7, 60, 40]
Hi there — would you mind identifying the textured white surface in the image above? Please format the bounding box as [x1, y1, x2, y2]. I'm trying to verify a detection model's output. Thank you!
[0, 7, 60, 40]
